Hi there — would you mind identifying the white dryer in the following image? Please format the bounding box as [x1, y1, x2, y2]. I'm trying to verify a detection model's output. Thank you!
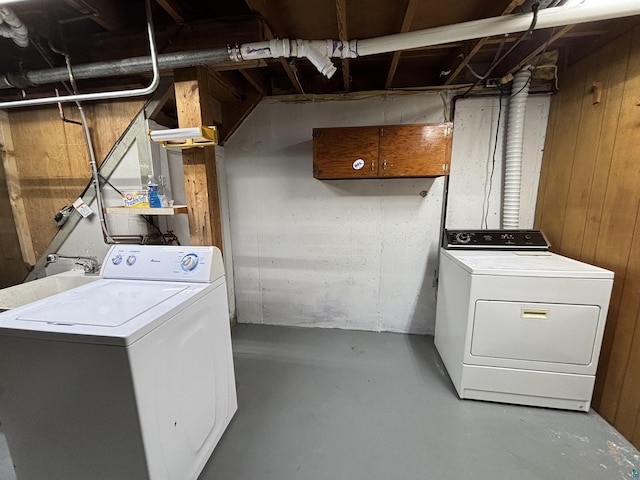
[0, 245, 237, 480]
[435, 230, 614, 412]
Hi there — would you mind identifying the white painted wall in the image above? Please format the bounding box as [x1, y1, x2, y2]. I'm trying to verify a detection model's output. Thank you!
[224, 92, 550, 334]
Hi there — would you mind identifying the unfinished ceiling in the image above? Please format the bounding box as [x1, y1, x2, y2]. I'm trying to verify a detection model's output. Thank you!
[0, 0, 638, 104]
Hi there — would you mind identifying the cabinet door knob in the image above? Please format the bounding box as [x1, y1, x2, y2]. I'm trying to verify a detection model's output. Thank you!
[383, 159, 387, 170]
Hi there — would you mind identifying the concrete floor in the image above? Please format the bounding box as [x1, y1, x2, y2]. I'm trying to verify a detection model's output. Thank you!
[1, 324, 639, 479]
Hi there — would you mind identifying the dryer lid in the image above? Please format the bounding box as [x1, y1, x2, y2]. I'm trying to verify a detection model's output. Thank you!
[442, 249, 614, 279]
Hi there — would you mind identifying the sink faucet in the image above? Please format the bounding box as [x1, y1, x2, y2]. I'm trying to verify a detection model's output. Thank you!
[46, 253, 101, 275]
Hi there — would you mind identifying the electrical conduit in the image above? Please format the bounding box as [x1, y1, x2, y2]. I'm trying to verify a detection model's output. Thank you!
[502, 68, 531, 229]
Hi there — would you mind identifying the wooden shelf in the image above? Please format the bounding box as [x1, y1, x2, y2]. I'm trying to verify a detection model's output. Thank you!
[104, 205, 188, 215]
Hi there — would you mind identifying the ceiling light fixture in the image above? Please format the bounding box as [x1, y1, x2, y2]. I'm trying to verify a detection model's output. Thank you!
[148, 126, 218, 149]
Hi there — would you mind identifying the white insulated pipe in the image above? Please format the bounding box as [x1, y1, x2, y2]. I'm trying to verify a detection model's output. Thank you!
[229, 0, 640, 77]
[0, 7, 29, 48]
[354, 0, 640, 56]
[502, 69, 532, 229]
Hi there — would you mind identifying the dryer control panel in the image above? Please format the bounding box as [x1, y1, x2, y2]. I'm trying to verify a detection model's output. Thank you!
[101, 245, 225, 282]
[443, 229, 550, 250]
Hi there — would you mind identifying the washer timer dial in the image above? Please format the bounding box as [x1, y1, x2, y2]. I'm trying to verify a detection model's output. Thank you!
[180, 253, 200, 272]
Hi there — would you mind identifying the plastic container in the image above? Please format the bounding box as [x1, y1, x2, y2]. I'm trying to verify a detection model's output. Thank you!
[147, 175, 163, 208]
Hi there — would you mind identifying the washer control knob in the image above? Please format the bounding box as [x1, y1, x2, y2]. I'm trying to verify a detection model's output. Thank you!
[126, 255, 137, 266]
[111, 254, 123, 265]
[455, 232, 471, 244]
[181, 254, 199, 271]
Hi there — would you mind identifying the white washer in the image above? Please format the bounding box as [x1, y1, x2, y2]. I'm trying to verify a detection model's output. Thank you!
[435, 248, 613, 411]
[0, 245, 237, 480]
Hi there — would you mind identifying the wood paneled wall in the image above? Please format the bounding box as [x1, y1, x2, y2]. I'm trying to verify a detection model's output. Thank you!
[4, 100, 143, 265]
[535, 25, 640, 445]
[0, 112, 30, 287]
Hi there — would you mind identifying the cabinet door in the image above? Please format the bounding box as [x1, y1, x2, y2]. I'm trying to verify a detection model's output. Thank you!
[379, 123, 452, 177]
[313, 126, 380, 179]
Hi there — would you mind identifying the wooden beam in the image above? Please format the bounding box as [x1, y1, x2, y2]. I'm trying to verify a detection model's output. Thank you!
[174, 67, 223, 250]
[154, 0, 184, 24]
[443, 0, 525, 85]
[336, 0, 350, 92]
[240, 68, 271, 96]
[208, 59, 268, 72]
[279, 58, 304, 94]
[244, 0, 304, 94]
[0, 111, 36, 267]
[385, 0, 418, 89]
[508, 25, 575, 74]
[207, 70, 246, 101]
[63, 0, 129, 31]
[219, 89, 264, 144]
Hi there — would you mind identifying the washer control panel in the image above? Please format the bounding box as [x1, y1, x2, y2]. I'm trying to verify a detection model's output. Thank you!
[443, 229, 550, 250]
[101, 245, 224, 283]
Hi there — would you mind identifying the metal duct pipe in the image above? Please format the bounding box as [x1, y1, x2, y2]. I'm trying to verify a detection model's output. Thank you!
[502, 69, 532, 229]
[0, 0, 159, 109]
[0, 48, 230, 90]
[0, 7, 29, 48]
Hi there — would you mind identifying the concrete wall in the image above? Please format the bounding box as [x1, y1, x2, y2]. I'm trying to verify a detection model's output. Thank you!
[224, 92, 551, 334]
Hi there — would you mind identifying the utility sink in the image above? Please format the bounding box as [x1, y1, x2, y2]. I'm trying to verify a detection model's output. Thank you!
[0, 271, 99, 310]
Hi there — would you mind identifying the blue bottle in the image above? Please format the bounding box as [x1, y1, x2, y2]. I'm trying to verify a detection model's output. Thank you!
[147, 175, 163, 208]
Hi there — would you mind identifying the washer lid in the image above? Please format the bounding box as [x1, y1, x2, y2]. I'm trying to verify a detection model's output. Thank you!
[15, 281, 188, 327]
[442, 249, 614, 279]
[0, 278, 219, 346]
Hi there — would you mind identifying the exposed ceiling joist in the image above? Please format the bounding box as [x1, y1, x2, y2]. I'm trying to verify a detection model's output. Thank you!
[240, 68, 271, 96]
[64, 0, 128, 32]
[244, 0, 304, 94]
[336, 0, 350, 92]
[385, 0, 418, 89]
[443, 0, 525, 85]
[155, 0, 184, 24]
[206, 69, 245, 101]
[508, 24, 574, 74]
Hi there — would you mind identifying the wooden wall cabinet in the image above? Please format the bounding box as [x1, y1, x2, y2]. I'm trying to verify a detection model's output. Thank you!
[313, 123, 452, 179]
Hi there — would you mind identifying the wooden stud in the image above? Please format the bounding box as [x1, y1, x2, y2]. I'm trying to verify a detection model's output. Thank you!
[507, 25, 575, 75]
[154, 0, 184, 24]
[244, 0, 304, 94]
[443, 0, 525, 86]
[240, 68, 271, 96]
[174, 67, 224, 249]
[336, 0, 350, 92]
[385, 0, 418, 89]
[0, 111, 36, 267]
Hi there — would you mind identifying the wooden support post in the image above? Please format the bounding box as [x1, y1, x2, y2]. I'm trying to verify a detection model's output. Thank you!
[174, 67, 223, 250]
[0, 111, 36, 266]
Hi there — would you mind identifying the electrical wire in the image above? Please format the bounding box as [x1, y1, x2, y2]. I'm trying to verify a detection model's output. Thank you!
[481, 90, 504, 229]
[462, 2, 540, 98]
[510, 26, 557, 97]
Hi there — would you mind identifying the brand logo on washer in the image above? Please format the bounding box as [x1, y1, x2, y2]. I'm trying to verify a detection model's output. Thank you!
[150, 259, 161, 263]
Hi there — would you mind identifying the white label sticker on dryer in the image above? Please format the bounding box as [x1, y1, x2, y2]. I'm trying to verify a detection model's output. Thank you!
[352, 158, 365, 170]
